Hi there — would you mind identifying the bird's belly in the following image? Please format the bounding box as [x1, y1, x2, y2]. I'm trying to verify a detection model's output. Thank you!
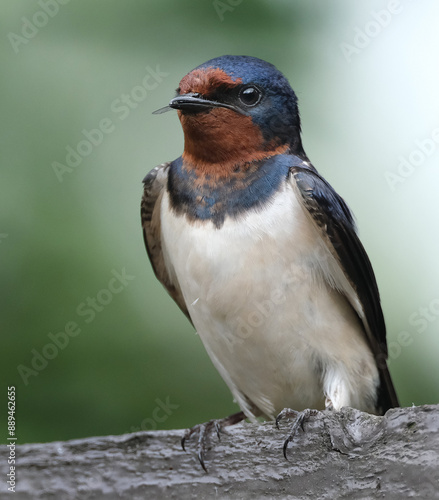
[160, 187, 368, 419]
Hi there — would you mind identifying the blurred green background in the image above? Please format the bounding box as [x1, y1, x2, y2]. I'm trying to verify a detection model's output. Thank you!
[1, 0, 438, 444]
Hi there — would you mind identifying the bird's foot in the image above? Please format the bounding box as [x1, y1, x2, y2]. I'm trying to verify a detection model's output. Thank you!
[275, 408, 320, 459]
[181, 411, 245, 472]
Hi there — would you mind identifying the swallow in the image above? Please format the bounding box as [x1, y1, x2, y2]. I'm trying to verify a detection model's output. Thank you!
[141, 55, 399, 469]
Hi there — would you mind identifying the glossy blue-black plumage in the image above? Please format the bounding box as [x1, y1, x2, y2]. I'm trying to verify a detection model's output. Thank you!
[290, 163, 398, 412]
[168, 154, 292, 228]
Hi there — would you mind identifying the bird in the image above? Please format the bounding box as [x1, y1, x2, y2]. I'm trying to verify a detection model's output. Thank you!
[141, 55, 399, 469]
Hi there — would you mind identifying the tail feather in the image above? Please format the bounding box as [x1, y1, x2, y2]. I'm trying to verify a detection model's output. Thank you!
[377, 365, 399, 415]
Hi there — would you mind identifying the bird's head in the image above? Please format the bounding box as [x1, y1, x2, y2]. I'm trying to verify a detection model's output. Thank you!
[156, 55, 306, 174]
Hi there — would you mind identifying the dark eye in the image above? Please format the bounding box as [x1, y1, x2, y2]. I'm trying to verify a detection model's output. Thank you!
[238, 86, 262, 106]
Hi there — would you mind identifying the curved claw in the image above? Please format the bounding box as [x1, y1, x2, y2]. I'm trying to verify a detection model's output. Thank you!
[181, 435, 187, 451]
[181, 427, 194, 451]
[197, 422, 210, 471]
[180, 411, 246, 472]
[282, 419, 300, 459]
[197, 450, 208, 473]
[282, 438, 291, 460]
[278, 408, 320, 460]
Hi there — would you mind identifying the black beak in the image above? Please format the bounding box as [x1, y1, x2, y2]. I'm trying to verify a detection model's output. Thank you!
[153, 93, 243, 115]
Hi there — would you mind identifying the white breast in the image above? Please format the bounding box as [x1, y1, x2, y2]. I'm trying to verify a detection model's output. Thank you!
[160, 182, 378, 419]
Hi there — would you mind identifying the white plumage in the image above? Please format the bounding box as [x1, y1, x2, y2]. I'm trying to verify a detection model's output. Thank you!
[159, 179, 379, 420]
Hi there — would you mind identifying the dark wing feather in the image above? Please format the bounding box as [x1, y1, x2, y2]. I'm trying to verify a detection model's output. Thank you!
[141, 162, 191, 322]
[289, 161, 399, 413]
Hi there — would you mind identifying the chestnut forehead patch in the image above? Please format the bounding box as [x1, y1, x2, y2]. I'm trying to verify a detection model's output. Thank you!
[178, 67, 243, 96]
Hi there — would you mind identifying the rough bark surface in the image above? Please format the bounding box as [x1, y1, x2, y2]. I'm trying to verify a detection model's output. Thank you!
[1, 405, 438, 499]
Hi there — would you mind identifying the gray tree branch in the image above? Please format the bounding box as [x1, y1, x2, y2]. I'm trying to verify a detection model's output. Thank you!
[1, 405, 438, 499]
